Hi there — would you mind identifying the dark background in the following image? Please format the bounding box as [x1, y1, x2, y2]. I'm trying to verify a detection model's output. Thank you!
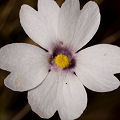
[0, 0, 120, 120]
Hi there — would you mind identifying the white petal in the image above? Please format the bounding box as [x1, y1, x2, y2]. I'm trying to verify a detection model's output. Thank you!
[20, 3, 59, 50]
[76, 44, 120, 74]
[0, 43, 48, 91]
[28, 71, 58, 119]
[58, 0, 80, 49]
[75, 44, 120, 92]
[28, 71, 87, 120]
[72, 1, 100, 51]
[57, 72, 87, 120]
[38, 0, 59, 35]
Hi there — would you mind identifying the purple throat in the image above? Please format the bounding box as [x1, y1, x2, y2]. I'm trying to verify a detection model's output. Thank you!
[49, 45, 76, 70]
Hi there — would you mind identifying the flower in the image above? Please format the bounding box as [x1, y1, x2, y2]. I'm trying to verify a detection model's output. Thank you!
[0, 0, 120, 120]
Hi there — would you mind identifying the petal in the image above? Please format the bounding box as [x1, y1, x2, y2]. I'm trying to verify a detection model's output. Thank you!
[58, 0, 80, 49]
[28, 71, 58, 119]
[20, 2, 59, 50]
[72, 1, 100, 51]
[0, 43, 49, 91]
[28, 71, 87, 120]
[75, 44, 120, 92]
[38, 0, 59, 34]
[57, 72, 87, 120]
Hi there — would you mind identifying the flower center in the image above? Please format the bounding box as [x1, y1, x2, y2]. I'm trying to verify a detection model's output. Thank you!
[54, 53, 70, 69]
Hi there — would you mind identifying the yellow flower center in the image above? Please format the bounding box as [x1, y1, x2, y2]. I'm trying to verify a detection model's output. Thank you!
[54, 53, 70, 69]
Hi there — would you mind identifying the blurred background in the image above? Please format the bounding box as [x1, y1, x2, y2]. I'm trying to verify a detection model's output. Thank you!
[0, 0, 120, 120]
